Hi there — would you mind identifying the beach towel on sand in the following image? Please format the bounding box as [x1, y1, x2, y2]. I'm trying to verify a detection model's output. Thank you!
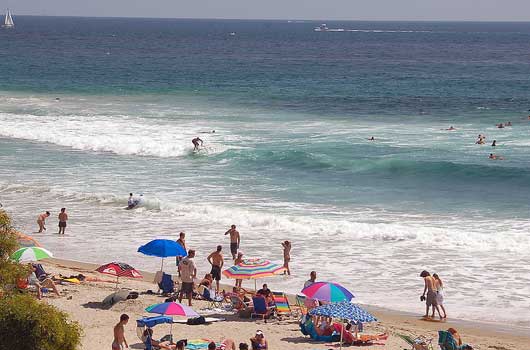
[185, 339, 216, 349]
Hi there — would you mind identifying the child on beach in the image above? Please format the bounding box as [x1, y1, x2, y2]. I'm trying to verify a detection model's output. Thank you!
[281, 240, 291, 275]
[58, 208, 68, 234]
[112, 314, 129, 350]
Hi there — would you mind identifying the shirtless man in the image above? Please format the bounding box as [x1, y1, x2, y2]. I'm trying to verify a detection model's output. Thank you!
[37, 211, 50, 233]
[224, 224, 240, 259]
[112, 314, 129, 350]
[192, 137, 203, 151]
[420, 270, 441, 319]
[175, 232, 186, 274]
[207, 245, 224, 291]
[58, 208, 68, 234]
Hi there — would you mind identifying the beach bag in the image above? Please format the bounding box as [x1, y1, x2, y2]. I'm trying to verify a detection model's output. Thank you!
[187, 316, 206, 325]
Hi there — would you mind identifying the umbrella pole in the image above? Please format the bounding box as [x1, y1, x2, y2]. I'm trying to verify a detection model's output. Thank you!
[340, 320, 344, 350]
[160, 258, 164, 272]
[115, 276, 119, 290]
[170, 322, 173, 343]
[254, 279, 257, 292]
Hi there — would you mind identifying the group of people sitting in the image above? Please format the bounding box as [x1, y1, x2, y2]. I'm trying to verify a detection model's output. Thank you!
[300, 315, 387, 345]
[143, 329, 268, 350]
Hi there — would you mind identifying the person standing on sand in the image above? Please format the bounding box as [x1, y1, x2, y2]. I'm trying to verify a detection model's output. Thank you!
[58, 208, 68, 234]
[37, 211, 50, 233]
[179, 249, 197, 306]
[207, 245, 224, 292]
[225, 224, 240, 259]
[420, 270, 441, 319]
[234, 252, 244, 288]
[175, 232, 186, 275]
[281, 241, 291, 275]
[433, 273, 447, 318]
[112, 314, 129, 350]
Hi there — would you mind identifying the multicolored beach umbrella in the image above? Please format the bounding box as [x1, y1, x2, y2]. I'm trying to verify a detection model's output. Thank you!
[146, 301, 199, 339]
[145, 302, 199, 317]
[301, 281, 354, 303]
[96, 262, 142, 289]
[11, 246, 53, 262]
[309, 301, 376, 323]
[223, 258, 286, 290]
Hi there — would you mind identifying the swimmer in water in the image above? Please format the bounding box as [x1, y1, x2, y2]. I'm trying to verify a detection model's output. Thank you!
[506, 121, 512, 126]
[368, 136, 375, 141]
[476, 134, 485, 144]
[446, 126, 456, 131]
[491, 140, 496, 147]
[192, 137, 203, 151]
[497, 123, 504, 128]
[489, 153, 504, 160]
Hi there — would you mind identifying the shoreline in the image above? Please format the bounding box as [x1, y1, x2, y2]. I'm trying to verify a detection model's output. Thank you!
[48, 256, 530, 343]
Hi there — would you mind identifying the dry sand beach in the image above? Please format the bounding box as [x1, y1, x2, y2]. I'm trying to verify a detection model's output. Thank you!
[40, 258, 529, 350]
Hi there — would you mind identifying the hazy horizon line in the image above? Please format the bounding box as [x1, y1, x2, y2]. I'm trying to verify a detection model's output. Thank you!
[6, 13, 530, 23]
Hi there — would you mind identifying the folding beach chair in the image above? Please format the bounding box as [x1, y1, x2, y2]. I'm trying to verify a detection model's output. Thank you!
[397, 333, 434, 350]
[32, 263, 51, 282]
[294, 294, 308, 320]
[438, 331, 473, 350]
[251, 295, 273, 322]
[229, 294, 251, 311]
[272, 291, 292, 317]
[197, 285, 224, 309]
[158, 273, 174, 295]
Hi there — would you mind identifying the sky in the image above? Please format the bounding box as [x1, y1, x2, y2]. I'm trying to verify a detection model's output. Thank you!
[3, 0, 530, 21]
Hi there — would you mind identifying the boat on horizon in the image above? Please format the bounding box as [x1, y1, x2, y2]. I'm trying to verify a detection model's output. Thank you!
[2, 9, 14, 28]
[314, 23, 344, 32]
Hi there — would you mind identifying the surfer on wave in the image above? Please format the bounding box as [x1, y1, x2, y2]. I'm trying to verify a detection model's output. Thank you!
[192, 137, 204, 151]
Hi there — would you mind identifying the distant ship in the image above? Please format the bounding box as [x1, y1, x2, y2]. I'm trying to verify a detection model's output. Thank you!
[314, 23, 344, 32]
[2, 9, 14, 28]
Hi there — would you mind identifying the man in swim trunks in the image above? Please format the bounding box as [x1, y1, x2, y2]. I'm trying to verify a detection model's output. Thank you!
[207, 245, 224, 292]
[225, 224, 240, 259]
[58, 208, 68, 234]
[179, 249, 197, 306]
[37, 211, 50, 233]
[192, 137, 203, 151]
[420, 270, 440, 319]
[175, 232, 186, 275]
[112, 314, 129, 350]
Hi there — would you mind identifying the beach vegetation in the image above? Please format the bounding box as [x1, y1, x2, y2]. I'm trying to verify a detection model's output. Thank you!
[0, 210, 82, 349]
[0, 210, 28, 291]
[0, 293, 82, 350]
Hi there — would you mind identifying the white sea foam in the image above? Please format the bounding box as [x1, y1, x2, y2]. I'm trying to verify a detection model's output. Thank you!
[0, 112, 227, 158]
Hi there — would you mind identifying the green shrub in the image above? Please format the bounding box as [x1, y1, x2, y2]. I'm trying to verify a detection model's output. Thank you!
[0, 294, 82, 350]
[0, 209, 27, 289]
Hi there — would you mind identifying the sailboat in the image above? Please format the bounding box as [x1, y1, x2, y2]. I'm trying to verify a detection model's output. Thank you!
[2, 9, 14, 28]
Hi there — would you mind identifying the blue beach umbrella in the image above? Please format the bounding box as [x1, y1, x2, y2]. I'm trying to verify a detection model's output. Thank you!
[138, 239, 187, 271]
[309, 301, 377, 350]
[309, 301, 377, 323]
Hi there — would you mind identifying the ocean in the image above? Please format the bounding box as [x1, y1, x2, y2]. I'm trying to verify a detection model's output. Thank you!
[1, 17, 529, 328]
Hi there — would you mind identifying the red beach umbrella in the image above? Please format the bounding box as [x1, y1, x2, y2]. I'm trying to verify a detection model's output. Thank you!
[96, 262, 143, 288]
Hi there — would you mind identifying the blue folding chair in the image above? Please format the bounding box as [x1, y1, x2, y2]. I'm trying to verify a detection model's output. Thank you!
[158, 273, 174, 295]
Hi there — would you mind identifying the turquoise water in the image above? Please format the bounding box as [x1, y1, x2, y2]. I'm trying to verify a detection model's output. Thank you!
[1, 17, 529, 327]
